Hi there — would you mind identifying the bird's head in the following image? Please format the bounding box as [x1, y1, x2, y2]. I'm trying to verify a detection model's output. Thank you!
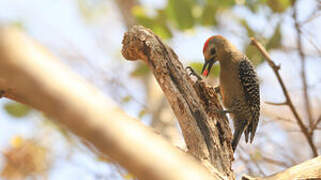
[201, 35, 230, 77]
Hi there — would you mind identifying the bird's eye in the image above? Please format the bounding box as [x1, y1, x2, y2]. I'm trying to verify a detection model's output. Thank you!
[210, 48, 216, 55]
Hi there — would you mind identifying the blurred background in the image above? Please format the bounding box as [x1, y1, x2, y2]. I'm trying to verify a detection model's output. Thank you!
[0, 0, 321, 179]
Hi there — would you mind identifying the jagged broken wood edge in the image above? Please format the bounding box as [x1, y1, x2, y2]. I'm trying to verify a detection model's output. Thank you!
[121, 25, 234, 179]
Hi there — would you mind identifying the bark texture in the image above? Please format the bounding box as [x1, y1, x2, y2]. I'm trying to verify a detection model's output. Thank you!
[122, 25, 234, 178]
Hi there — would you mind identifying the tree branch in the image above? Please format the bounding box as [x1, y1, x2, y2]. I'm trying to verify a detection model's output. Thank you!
[293, 0, 314, 131]
[121, 25, 234, 179]
[311, 115, 321, 132]
[243, 156, 321, 180]
[264, 101, 287, 106]
[0, 27, 217, 180]
[250, 38, 318, 157]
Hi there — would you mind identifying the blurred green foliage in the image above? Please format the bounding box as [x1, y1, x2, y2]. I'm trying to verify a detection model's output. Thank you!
[121, 96, 132, 104]
[245, 23, 282, 65]
[4, 102, 31, 118]
[189, 62, 220, 78]
[200, 3, 218, 26]
[73, 0, 290, 66]
[74, 0, 290, 87]
[74, 0, 290, 70]
[133, 7, 173, 39]
[131, 0, 289, 38]
[129, 0, 289, 68]
[138, 109, 147, 119]
[267, 0, 291, 13]
[246, 44, 264, 65]
[166, 0, 195, 30]
[77, 0, 108, 23]
[130, 62, 150, 77]
[266, 23, 282, 50]
[10, 21, 25, 30]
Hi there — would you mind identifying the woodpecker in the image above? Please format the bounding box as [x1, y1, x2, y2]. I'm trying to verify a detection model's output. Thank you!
[201, 35, 260, 151]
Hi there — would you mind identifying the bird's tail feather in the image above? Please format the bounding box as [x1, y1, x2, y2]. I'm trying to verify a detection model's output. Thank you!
[232, 126, 245, 152]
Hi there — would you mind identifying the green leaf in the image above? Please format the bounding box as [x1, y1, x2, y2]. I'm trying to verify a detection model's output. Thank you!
[130, 63, 150, 77]
[4, 102, 31, 118]
[166, 0, 195, 30]
[266, 24, 282, 50]
[267, 0, 291, 13]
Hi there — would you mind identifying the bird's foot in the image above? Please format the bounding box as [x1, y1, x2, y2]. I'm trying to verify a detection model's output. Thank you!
[185, 66, 202, 81]
[214, 86, 220, 94]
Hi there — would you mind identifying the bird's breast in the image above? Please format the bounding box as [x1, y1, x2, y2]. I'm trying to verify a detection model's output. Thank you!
[219, 65, 244, 109]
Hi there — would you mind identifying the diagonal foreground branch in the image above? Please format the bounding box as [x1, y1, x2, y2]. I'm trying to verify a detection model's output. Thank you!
[0, 27, 217, 180]
[243, 156, 321, 180]
[250, 38, 318, 157]
[122, 25, 234, 178]
[264, 156, 321, 180]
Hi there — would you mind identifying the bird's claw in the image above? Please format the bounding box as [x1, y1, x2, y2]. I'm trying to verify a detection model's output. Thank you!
[185, 66, 202, 81]
[214, 86, 220, 94]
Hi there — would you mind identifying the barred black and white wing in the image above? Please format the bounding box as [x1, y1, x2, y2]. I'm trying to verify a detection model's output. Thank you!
[239, 58, 260, 143]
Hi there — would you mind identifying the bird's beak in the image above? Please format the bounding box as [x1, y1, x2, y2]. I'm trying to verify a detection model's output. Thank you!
[201, 58, 216, 77]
